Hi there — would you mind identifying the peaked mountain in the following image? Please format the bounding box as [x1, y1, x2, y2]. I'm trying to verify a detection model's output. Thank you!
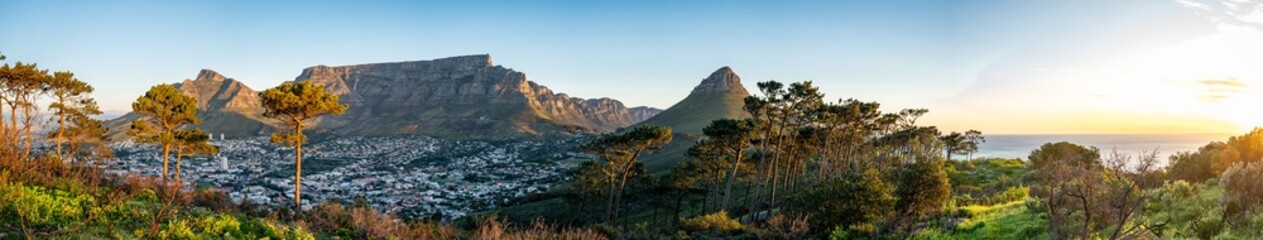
[106, 70, 274, 140]
[294, 54, 658, 139]
[636, 67, 752, 173]
[108, 55, 660, 140]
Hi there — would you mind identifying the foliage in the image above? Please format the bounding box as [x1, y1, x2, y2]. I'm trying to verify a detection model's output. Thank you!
[1029, 145, 1164, 240]
[1168, 142, 1228, 183]
[1221, 161, 1263, 218]
[894, 155, 952, 230]
[914, 199, 1048, 240]
[948, 158, 1027, 205]
[571, 125, 671, 222]
[1027, 141, 1101, 170]
[258, 81, 348, 147]
[0, 183, 94, 231]
[785, 168, 894, 236]
[680, 211, 744, 234]
[129, 83, 201, 179]
[939, 130, 985, 161]
[258, 80, 347, 209]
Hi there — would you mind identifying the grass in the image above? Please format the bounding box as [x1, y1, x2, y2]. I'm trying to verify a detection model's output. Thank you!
[914, 199, 1049, 240]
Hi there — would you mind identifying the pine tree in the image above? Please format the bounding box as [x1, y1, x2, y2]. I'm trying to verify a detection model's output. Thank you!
[258, 81, 347, 209]
[129, 84, 200, 180]
[46, 71, 101, 160]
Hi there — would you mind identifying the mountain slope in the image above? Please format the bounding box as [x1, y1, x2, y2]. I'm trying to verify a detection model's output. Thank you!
[294, 55, 654, 139]
[636, 67, 752, 173]
[106, 70, 274, 140]
[107, 55, 659, 140]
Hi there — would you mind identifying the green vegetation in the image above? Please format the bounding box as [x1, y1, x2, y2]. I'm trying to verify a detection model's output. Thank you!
[259, 81, 349, 209]
[14, 53, 1263, 239]
[128, 84, 202, 180]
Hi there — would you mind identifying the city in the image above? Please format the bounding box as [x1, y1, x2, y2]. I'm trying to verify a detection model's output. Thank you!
[104, 135, 587, 220]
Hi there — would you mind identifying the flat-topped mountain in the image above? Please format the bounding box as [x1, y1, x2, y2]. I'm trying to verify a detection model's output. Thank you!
[294, 54, 659, 139]
[108, 55, 662, 140]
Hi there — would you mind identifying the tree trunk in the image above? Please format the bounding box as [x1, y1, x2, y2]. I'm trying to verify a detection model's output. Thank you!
[294, 123, 304, 210]
[56, 110, 65, 159]
[175, 148, 183, 182]
[721, 146, 743, 211]
[22, 106, 33, 158]
[162, 144, 171, 180]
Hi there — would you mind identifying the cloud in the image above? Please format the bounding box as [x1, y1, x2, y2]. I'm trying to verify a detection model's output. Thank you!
[1178, 0, 1214, 10]
[1198, 77, 1249, 87]
[1197, 77, 1249, 102]
[1177, 0, 1263, 29]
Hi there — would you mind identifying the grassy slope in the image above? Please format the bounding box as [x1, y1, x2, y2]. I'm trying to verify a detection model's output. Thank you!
[914, 200, 1049, 240]
[635, 91, 750, 175]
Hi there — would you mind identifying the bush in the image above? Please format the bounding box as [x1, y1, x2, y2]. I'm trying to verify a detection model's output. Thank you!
[985, 186, 1029, 205]
[894, 157, 951, 230]
[786, 168, 894, 236]
[1167, 143, 1226, 183]
[1221, 162, 1263, 218]
[195, 213, 242, 237]
[681, 211, 743, 234]
[0, 183, 95, 232]
[1028, 141, 1100, 170]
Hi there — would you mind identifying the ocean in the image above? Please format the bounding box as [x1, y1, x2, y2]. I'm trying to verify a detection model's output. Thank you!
[973, 134, 1234, 161]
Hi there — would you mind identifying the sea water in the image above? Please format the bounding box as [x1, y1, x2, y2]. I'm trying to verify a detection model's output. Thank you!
[973, 134, 1233, 162]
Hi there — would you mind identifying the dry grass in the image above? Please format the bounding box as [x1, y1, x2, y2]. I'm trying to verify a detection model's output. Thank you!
[473, 217, 608, 240]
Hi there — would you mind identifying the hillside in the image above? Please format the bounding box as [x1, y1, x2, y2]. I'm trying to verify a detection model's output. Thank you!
[636, 67, 752, 173]
[105, 69, 275, 140]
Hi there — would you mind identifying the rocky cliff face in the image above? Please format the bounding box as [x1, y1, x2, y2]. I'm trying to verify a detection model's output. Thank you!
[109, 55, 660, 140]
[293, 54, 655, 139]
[627, 106, 662, 124]
[689, 66, 748, 96]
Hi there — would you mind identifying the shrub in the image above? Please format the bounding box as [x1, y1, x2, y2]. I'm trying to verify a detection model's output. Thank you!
[681, 211, 743, 234]
[1221, 162, 1263, 218]
[985, 186, 1029, 205]
[1028, 141, 1100, 170]
[785, 168, 894, 236]
[894, 156, 952, 230]
[760, 214, 810, 239]
[1167, 143, 1225, 183]
[195, 213, 242, 236]
[158, 219, 196, 240]
[190, 188, 236, 213]
[0, 183, 95, 232]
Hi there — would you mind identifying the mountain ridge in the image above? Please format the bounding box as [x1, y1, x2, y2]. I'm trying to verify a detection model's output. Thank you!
[107, 55, 662, 140]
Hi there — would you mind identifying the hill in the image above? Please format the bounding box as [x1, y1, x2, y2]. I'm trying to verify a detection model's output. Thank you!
[105, 69, 275, 140]
[636, 67, 752, 173]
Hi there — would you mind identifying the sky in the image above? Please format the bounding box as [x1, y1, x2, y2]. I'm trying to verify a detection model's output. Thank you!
[1, 0, 1261, 134]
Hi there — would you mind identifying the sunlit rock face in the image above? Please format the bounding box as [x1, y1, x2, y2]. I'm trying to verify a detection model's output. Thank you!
[295, 54, 659, 139]
[108, 55, 661, 140]
[106, 69, 274, 140]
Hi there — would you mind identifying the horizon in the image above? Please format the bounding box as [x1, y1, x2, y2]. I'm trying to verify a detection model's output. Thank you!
[4, 0, 1262, 134]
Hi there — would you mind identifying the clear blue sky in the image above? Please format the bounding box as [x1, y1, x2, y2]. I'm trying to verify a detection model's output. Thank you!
[2, 0, 1257, 134]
